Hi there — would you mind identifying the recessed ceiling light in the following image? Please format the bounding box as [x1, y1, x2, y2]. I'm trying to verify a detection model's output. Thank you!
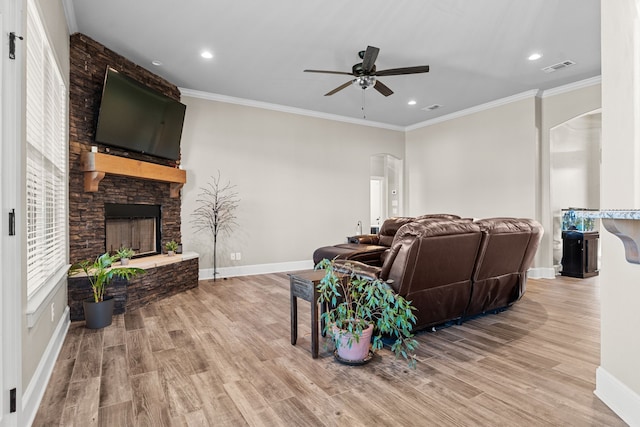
[151, 60, 162, 66]
[408, 100, 417, 106]
[528, 53, 542, 61]
[201, 51, 213, 59]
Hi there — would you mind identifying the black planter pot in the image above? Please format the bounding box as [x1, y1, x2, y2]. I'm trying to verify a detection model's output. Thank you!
[83, 296, 115, 329]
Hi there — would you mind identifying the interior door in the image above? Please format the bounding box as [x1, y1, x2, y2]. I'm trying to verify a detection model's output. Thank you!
[0, 15, 6, 426]
[1, 7, 20, 426]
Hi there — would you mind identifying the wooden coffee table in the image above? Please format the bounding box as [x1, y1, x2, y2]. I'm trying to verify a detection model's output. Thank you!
[289, 270, 327, 358]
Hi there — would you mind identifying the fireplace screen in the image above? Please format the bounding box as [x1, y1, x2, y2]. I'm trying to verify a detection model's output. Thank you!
[105, 204, 161, 257]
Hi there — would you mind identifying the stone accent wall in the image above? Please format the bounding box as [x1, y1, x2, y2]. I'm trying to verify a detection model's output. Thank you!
[68, 258, 199, 321]
[68, 33, 198, 318]
[69, 33, 182, 263]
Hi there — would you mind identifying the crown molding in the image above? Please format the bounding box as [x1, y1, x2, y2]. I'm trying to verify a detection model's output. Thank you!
[539, 75, 601, 98]
[61, 0, 78, 33]
[179, 88, 405, 132]
[181, 75, 602, 133]
[405, 90, 540, 132]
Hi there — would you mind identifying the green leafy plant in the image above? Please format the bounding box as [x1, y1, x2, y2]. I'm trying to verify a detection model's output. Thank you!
[165, 240, 179, 253]
[315, 258, 418, 367]
[70, 253, 145, 303]
[116, 246, 135, 260]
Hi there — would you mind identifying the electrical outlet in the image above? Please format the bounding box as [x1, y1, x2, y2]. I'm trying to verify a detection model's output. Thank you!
[236, 252, 242, 261]
[230, 253, 236, 261]
[51, 303, 55, 322]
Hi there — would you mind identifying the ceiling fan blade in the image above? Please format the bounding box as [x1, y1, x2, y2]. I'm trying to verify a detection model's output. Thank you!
[374, 65, 430, 76]
[361, 46, 380, 73]
[374, 80, 393, 97]
[304, 69, 353, 76]
[324, 80, 353, 96]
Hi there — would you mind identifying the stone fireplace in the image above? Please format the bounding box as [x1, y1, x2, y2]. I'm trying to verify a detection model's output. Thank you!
[67, 33, 198, 320]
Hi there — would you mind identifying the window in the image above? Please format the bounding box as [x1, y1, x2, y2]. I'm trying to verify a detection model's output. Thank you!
[25, 0, 68, 297]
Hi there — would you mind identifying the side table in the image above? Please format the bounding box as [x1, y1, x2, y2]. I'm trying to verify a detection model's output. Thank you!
[289, 270, 327, 358]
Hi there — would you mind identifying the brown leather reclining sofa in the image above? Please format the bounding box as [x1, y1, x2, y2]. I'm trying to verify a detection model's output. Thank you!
[312, 214, 461, 266]
[313, 215, 543, 331]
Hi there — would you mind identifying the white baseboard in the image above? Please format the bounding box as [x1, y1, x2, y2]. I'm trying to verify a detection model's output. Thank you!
[202, 263, 557, 281]
[527, 267, 556, 279]
[595, 366, 640, 426]
[23, 306, 70, 427]
[199, 259, 314, 280]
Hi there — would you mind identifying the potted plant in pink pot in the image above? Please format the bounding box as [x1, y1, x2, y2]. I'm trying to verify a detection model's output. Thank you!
[315, 258, 418, 366]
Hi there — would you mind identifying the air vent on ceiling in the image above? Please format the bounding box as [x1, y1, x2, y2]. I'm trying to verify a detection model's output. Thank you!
[542, 60, 576, 73]
[422, 104, 442, 111]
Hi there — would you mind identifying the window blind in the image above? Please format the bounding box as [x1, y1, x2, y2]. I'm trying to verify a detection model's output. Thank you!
[25, 0, 68, 297]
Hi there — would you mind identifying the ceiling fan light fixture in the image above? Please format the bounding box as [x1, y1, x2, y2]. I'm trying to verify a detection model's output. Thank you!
[352, 75, 376, 90]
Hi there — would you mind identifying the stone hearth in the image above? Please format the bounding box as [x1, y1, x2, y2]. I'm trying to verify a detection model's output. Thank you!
[68, 253, 199, 321]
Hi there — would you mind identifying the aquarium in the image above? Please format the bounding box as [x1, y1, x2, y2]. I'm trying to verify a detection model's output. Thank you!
[561, 208, 599, 232]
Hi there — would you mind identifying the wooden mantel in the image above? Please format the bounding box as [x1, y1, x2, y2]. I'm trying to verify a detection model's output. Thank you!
[81, 152, 187, 197]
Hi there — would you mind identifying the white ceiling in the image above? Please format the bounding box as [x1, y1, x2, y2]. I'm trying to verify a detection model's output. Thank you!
[65, 0, 601, 128]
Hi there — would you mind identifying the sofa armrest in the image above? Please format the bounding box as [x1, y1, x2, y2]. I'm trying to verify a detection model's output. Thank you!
[333, 260, 382, 281]
[347, 234, 379, 245]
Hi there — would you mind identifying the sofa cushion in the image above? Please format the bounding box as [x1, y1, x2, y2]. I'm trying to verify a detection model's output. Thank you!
[386, 219, 483, 329]
[414, 213, 461, 221]
[378, 217, 414, 246]
[379, 244, 400, 282]
[466, 218, 541, 317]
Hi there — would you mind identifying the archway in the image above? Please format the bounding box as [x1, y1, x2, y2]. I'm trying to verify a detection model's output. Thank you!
[549, 111, 601, 270]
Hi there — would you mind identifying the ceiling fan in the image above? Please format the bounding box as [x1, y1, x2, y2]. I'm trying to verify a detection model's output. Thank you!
[304, 46, 430, 97]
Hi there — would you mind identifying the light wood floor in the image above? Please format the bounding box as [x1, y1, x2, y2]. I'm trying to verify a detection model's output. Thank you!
[34, 273, 624, 426]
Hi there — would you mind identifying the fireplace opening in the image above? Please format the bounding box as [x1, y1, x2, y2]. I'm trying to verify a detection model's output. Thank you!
[105, 203, 161, 258]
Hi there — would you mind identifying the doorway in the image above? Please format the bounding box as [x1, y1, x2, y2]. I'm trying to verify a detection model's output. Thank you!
[370, 154, 403, 232]
[549, 111, 602, 270]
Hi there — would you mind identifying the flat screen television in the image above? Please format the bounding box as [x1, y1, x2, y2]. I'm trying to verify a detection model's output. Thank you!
[94, 67, 186, 161]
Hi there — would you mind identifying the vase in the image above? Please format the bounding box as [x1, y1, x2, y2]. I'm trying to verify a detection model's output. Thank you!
[333, 323, 374, 363]
[120, 258, 129, 265]
[83, 296, 115, 329]
[167, 251, 175, 256]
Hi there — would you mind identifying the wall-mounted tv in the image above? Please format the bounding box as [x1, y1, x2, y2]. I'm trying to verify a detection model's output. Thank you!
[94, 67, 186, 161]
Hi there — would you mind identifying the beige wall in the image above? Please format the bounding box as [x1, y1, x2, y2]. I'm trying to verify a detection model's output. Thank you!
[405, 97, 538, 220]
[21, 0, 70, 393]
[33, 0, 70, 79]
[596, 0, 640, 423]
[179, 97, 404, 270]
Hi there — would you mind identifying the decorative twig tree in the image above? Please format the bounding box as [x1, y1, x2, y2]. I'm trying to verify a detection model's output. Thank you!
[191, 172, 239, 281]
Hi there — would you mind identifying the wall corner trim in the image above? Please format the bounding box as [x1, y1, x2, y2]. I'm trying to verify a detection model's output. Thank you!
[62, 0, 78, 33]
[595, 366, 640, 426]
